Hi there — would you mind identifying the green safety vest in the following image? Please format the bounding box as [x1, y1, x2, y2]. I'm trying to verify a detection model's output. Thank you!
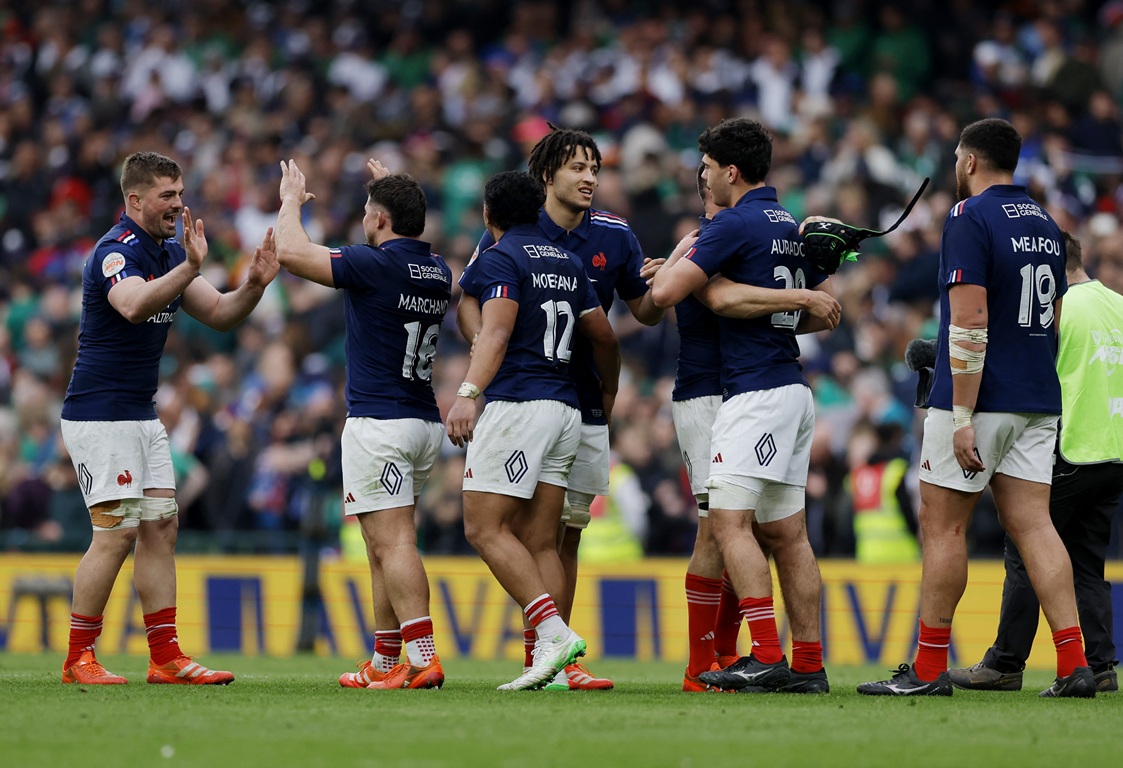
[579, 463, 645, 564]
[850, 457, 919, 564]
[1057, 281, 1123, 464]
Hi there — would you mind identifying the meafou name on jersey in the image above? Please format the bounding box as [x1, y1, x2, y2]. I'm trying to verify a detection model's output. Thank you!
[1011, 236, 1062, 255]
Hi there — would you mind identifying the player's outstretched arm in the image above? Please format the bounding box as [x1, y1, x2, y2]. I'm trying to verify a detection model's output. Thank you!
[107, 207, 206, 324]
[577, 306, 621, 424]
[274, 159, 335, 287]
[650, 251, 708, 309]
[697, 276, 840, 331]
[181, 226, 280, 331]
[446, 297, 516, 447]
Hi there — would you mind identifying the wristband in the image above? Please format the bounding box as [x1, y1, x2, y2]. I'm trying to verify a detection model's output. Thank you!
[457, 382, 481, 400]
[952, 405, 973, 430]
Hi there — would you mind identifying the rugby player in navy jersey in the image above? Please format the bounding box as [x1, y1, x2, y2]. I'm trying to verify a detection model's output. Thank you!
[60, 151, 278, 685]
[449, 170, 620, 691]
[460, 127, 661, 690]
[651, 119, 837, 693]
[275, 158, 450, 691]
[858, 119, 1095, 698]
[660, 163, 841, 692]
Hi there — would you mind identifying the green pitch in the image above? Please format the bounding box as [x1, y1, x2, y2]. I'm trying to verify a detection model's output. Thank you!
[1, 654, 1119, 768]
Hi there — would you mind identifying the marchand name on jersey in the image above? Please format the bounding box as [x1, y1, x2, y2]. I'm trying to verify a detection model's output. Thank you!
[398, 294, 449, 314]
[531, 272, 577, 291]
[1011, 236, 1061, 255]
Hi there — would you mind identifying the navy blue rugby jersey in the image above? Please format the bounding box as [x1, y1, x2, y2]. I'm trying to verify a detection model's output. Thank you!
[927, 185, 1066, 414]
[672, 215, 722, 402]
[685, 187, 827, 399]
[63, 215, 187, 421]
[460, 224, 600, 409]
[474, 207, 646, 424]
[329, 238, 451, 422]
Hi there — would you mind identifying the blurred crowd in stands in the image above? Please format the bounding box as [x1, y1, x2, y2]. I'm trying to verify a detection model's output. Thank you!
[2, 0, 1122, 559]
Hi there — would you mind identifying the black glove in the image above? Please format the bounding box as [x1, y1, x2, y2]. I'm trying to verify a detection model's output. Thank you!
[801, 177, 931, 275]
[802, 221, 864, 275]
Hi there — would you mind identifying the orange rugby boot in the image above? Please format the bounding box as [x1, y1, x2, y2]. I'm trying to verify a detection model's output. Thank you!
[147, 656, 234, 685]
[339, 660, 390, 688]
[367, 656, 445, 690]
[62, 651, 127, 685]
[545, 662, 614, 691]
[684, 661, 723, 692]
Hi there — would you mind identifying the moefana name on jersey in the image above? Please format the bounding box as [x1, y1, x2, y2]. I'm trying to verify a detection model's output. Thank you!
[398, 294, 449, 314]
[531, 272, 578, 291]
[1011, 235, 1062, 255]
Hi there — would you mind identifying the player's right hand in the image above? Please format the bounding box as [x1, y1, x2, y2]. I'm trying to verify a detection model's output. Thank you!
[952, 426, 986, 474]
[446, 397, 477, 447]
[279, 159, 316, 205]
[804, 290, 842, 329]
[367, 158, 390, 180]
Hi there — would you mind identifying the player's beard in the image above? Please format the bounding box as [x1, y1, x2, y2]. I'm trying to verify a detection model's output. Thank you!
[145, 208, 179, 240]
[955, 167, 970, 201]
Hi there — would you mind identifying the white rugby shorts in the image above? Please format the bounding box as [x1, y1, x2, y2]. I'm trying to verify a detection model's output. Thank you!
[706, 384, 816, 487]
[918, 409, 1058, 493]
[463, 399, 581, 499]
[60, 419, 175, 508]
[672, 395, 722, 501]
[566, 423, 610, 496]
[341, 417, 444, 515]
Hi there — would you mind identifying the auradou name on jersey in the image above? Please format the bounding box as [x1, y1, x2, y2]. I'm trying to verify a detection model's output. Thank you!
[397, 294, 449, 314]
[1010, 235, 1062, 254]
[770, 239, 805, 256]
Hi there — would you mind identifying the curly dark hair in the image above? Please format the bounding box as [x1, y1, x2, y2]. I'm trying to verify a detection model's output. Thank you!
[484, 171, 546, 232]
[697, 118, 772, 184]
[120, 152, 182, 196]
[959, 118, 1022, 173]
[527, 126, 602, 186]
[365, 174, 426, 237]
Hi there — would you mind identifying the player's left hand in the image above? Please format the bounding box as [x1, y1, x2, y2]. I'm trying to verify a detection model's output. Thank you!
[798, 215, 844, 235]
[247, 226, 280, 288]
[367, 158, 391, 180]
[952, 426, 985, 474]
[181, 207, 207, 271]
[447, 397, 477, 447]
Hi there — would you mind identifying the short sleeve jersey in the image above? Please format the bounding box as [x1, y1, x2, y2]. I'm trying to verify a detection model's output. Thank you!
[673, 215, 723, 401]
[62, 215, 187, 421]
[474, 207, 646, 424]
[460, 224, 601, 409]
[927, 186, 1067, 414]
[329, 237, 451, 422]
[685, 187, 827, 399]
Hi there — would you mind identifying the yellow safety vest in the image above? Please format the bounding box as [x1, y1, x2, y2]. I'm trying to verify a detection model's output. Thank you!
[850, 457, 919, 564]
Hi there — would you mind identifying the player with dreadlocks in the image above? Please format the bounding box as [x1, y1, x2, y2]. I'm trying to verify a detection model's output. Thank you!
[459, 126, 663, 690]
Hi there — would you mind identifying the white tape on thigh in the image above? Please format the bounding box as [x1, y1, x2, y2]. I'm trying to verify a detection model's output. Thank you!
[562, 491, 594, 529]
[707, 477, 765, 512]
[90, 498, 142, 531]
[139, 497, 179, 521]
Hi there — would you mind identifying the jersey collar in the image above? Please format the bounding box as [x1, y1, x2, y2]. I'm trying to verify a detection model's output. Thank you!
[538, 207, 590, 243]
[733, 185, 779, 207]
[380, 236, 433, 257]
[977, 184, 1028, 198]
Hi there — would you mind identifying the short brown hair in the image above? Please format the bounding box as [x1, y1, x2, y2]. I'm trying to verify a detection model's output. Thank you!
[1062, 230, 1082, 273]
[365, 174, 426, 237]
[120, 152, 182, 196]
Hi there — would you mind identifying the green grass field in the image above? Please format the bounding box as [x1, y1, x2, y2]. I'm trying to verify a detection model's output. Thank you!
[1, 653, 1119, 768]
